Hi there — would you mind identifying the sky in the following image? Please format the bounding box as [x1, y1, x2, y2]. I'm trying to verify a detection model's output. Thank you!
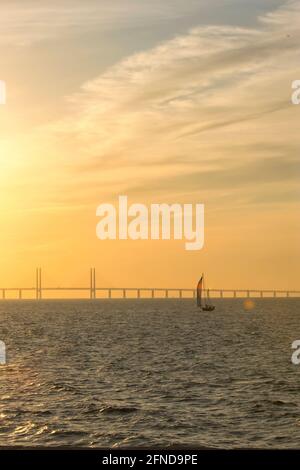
[0, 0, 299, 293]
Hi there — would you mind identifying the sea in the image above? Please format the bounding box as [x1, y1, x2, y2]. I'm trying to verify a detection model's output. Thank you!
[0, 298, 299, 448]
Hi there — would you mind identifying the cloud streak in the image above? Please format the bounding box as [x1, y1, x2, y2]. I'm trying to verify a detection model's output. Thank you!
[0, 0, 212, 46]
[4, 1, 300, 214]
[30, 1, 296, 207]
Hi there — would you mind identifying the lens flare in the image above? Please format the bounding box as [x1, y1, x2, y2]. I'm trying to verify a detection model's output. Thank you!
[243, 299, 255, 311]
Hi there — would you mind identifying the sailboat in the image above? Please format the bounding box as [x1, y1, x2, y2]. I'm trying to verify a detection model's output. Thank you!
[197, 274, 215, 311]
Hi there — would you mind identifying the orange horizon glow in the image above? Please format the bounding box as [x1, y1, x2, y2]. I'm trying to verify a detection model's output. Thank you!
[0, 1, 299, 293]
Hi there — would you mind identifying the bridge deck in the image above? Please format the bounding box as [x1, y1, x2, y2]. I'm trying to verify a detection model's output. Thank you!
[0, 269, 298, 299]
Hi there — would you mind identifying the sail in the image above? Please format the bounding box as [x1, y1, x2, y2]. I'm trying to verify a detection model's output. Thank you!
[206, 288, 212, 306]
[197, 276, 203, 307]
[197, 274, 215, 311]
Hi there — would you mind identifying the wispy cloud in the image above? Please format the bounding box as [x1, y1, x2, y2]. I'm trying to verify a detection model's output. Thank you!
[4, 1, 300, 213]
[30, 1, 296, 205]
[0, 0, 210, 46]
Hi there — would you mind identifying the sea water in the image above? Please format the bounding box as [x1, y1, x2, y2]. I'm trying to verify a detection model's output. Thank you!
[0, 298, 299, 448]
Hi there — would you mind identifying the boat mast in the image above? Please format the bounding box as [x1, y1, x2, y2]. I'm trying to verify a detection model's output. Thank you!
[197, 275, 203, 307]
[203, 273, 206, 304]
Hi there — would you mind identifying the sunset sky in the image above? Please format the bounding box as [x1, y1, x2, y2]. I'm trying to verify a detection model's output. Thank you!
[0, 0, 299, 293]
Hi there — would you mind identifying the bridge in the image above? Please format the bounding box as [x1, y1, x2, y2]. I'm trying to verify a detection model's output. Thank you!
[0, 268, 299, 300]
